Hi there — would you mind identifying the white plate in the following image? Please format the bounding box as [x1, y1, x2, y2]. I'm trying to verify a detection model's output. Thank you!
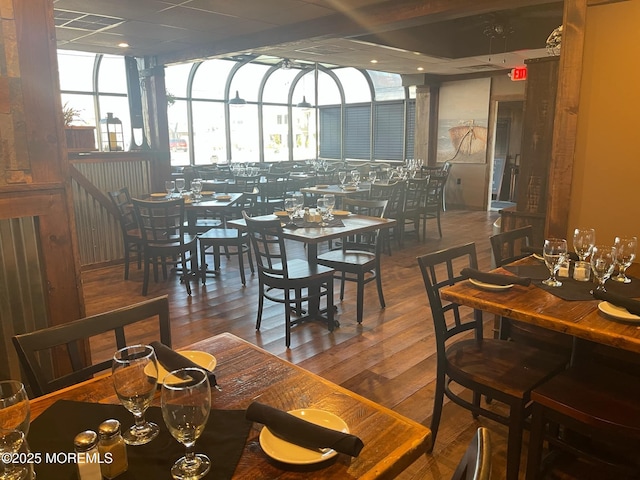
[259, 409, 349, 465]
[152, 351, 217, 385]
[468, 278, 514, 291]
[597, 301, 640, 322]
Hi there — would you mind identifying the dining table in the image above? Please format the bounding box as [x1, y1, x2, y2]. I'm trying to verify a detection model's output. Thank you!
[27, 332, 431, 479]
[440, 256, 640, 355]
[300, 184, 370, 208]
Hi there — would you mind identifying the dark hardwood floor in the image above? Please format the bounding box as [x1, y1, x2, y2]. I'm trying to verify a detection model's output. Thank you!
[82, 209, 531, 479]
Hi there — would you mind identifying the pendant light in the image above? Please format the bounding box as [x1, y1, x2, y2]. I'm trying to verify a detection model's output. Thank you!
[228, 90, 246, 105]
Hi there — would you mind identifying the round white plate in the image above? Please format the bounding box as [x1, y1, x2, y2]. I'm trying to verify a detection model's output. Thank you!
[215, 195, 232, 201]
[597, 301, 640, 322]
[259, 409, 349, 465]
[153, 351, 217, 385]
[468, 278, 514, 291]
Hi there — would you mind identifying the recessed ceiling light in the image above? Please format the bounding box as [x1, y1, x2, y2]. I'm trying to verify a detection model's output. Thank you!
[370, 59, 378, 64]
[417, 67, 424, 71]
[118, 42, 130, 48]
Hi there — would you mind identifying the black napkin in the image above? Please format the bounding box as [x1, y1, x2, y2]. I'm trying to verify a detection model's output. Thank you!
[460, 267, 531, 287]
[521, 246, 579, 262]
[245, 402, 364, 457]
[592, 290, 640, 316]
[150, 341, 218, 388]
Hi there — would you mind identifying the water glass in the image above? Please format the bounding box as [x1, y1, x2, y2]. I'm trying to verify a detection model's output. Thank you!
[368, 172, 377, 184]
[338, 171, 347, 187]
[322, 194, 335, 218]
[191, 178, 203, 201]
[590, 244, 617, 292]
[0, 381, 31, 480]
[542, 238, 568, 287]
[350, 170, 360, 186]
[175, 178, 186, 195]
[165, 180, 176, 199]
[613, 236, 637, 283]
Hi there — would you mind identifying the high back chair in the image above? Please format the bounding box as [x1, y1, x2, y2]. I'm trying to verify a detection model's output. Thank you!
[369, 181, 405, 252]
[490, 226, 572, 353]
[403, 176, 430, 242]
[242, 211, 335, 348]
[451, 427, 492, 480]
[417, 243, 567, 480]
[131, 197, 198, 296]
[108, 187, 143, 280]
[420, 174, 447, 238]
[317, 198, 388, 324]
[12, 295, 171, 397]
[255, 172, 290, 214]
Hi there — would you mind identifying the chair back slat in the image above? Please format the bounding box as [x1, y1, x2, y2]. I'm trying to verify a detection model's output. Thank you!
[490, 225, 533, 267]
[341, 198, 387, 253]
[132, 198, 187, 245]
[242, 212, 288, 277]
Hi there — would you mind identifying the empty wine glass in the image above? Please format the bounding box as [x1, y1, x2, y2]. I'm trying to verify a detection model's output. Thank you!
[350, 170, 360, 186]
[323, 194, 335, 219]
[0, 381, 31, 480]
[542, 238, 568, 287]
[613, 236, 637, 283]
[316, 198, 329, 226]
[573, 228, 596, 262]
[368, 171, 377, 184]
[112, 345, 159, 445]
[165, 180, 176, 199]
[590, 245, 617, 292]
[175, 178, 186, 196]
[292, 192, 305, 217]
[161, 368, 211, 480]
[338, 171, 347, 187]
[191, 178, 203, 202]
[284, 197, 296, 225]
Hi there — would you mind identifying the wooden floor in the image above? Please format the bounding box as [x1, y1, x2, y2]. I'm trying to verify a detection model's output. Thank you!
[82, 209, 529, 479]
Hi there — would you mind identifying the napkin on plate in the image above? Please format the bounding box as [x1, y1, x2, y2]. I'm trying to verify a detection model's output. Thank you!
[150, 341, 218, 388]
[592, 290, 640, 316]
[460, 267, 531, 287]
[245, 402, 364, 457]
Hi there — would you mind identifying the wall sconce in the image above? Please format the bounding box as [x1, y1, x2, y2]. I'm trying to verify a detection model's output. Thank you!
[228, 90, 246, 105]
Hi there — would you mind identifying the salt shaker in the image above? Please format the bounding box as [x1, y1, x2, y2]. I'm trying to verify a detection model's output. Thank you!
[98, 419, 128, 478]
[74, 430, 103, 480]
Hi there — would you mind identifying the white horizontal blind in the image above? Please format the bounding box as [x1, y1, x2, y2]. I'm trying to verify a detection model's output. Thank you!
[374, 102, 403, 161]
[344, 105, 370, 159]
[319, 107, 341, 158]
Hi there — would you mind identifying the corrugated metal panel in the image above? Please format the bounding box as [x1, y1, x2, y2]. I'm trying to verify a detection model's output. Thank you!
[0, 217, 49, 380]
[72, 161, 150, 266]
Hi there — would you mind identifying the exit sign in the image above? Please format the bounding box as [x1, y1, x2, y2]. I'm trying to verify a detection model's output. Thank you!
[510, 66, 528, 81]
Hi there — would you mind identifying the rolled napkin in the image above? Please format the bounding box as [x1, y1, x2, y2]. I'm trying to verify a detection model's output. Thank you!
[521, 246, 580, 262]
[245, 402, 364, 457]
[460, 267, 531, 287]
[592, 290, 640, 316]
[150, 341, 218, 388]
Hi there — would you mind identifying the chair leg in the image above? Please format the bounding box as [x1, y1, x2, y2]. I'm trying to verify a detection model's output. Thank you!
[237, 242, 246, 286]
[284, 289, 292, 348]
[375, 267, 385, 309]
[436, 210, 442, 238]
[247, 244, 255, 273]
[526, 402, 546, 480]
[124, 245, 131, 280]
[356, 273, 365, 324]
[256, 280, 264, 329]
[142, 257, 150, 296]
[506, 402, 525, 480]
[429, 370, 446, 453]
[326, 280, 335, 332]
[339, 272, 346, 301]
[181, 253, 192, 296]
[200, 242, 207, 285]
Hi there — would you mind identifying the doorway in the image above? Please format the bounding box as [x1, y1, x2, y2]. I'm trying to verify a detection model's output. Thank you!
[490, 100, 523, 211]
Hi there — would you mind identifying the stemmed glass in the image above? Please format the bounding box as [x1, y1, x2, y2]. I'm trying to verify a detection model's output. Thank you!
[165, 180, 176, 199]
[0, 381, 31, 480]
[613, 236, 637, 283]
[368, 171, 377, 184]
[175, 178, 186, 196]
[316, 198, 329, 226]
[542, 238, 568, 287]
[350, 170, 360, 187]
[590, 244, 617, 292]
[572, 227, 595, 281]
[338, 171, 347, 187]
[161, 368, 211, 480]
[292, 192, 305, 217]
[191, 178, 203, 202]
[322, 194, 335, 219]
[284, 197, 296, 225]
[112, 345, 159, 445]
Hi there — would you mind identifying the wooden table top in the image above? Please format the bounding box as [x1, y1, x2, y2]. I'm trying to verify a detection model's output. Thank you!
[30, 333, 431, 479]
[440, 257, 640, 354]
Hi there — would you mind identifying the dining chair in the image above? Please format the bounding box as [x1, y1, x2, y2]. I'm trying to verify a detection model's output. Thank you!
[198, 226, 254, 286]
[12, 295, 171, 397]
[254, 172, 290, 215]
[451, 427, 492, 480]
[131, 197, 198, 296]
[316, 198, 388, 324]
[490, 226, 572, 353]
[417, 242, 567, 480]
[242, 211, 335, 348]
[402, 176, 430, 243]
[419, 174, 446, 238]
[369, 181, 405, 252]
[107, 187, 143, 280]
[526, 361, 640, 479]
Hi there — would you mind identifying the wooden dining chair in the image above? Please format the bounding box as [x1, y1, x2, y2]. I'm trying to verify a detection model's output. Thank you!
[369, 181, 405, 252]
[12, 295, 171, 397]
[490, 226, 573, 354]
[402, 176, 430, 243]
[417, 242, 567, 480]
[108, 187, 143, 280]
[317, 198, 388, 324]
[131, 197, 198, 296]
[526, 362, 640, 479]
[242, 211, 335, 348]
[451, 427, 492, 480]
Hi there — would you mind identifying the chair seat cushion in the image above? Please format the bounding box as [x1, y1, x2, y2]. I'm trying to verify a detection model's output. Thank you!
[446, 339, 567, 398]
[531, 364, 640, 436]
[317, 250, 376, 268]
[199, 228, 245, 242]
[264, 258, 334, 282]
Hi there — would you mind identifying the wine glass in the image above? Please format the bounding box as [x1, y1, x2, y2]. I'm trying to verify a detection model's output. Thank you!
[0, 381, 31, 480]
[112, 345, 159, 445]
[284, 197, 296, 225]
[175, 178, 186, 196]
[161, 368, 211, 480]
[590, 244, 617, 292]
[613, 236, 637, 283]
[322, 194, 335, 219]
[573, 228, 595, 262]
[338, 171, 347, 187]
[368, 171, 377, 184]
[165, 180, 176, 199]
[542, 238, 568, 287]
[316, 198, 329, 226]
[191, 178, 203, 202]
[350, 170, 360, 186]
[292, 192, 305, 217]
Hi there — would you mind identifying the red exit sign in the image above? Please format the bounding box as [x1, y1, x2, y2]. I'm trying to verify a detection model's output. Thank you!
[510, 66, 528, 81]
